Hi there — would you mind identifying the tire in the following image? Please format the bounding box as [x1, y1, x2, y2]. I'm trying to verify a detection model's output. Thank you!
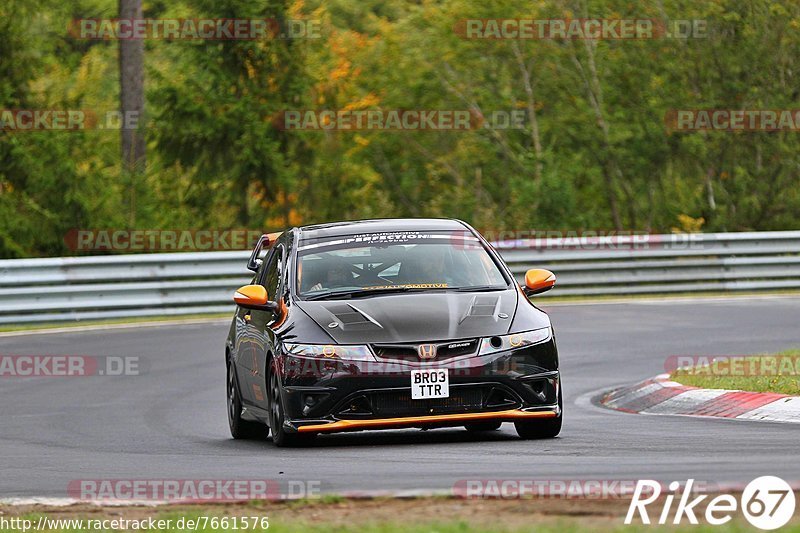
[227, 362, 268, 440]
[464, 421, 503, 432]
[268, 363, 316, 447]
[514, 389, 563, 440]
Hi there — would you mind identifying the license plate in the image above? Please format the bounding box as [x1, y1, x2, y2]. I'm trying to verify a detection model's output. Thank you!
[410, 368, 449, 399]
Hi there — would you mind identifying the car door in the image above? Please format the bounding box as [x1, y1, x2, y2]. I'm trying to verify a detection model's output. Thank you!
[233, 243, 276, 405]
[242, 242, 285, 408]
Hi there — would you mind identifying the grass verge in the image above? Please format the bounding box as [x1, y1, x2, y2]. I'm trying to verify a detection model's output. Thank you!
[2, 496, 799, 533]
[671, 349, 800, 395]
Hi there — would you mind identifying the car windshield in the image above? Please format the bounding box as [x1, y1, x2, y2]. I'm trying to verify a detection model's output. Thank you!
[297, 230, 508, 299]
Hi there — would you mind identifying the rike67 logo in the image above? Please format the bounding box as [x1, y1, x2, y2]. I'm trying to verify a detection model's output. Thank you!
[626, 477, 795, 530]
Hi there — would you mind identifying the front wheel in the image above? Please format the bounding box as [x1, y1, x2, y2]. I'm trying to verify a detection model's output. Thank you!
[514, 390, 562, 439]
[227, 362, 268, 440]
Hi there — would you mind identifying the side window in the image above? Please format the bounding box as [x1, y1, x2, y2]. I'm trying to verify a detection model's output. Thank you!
[261, 245, 284, 301]
[255, 248, 274, 285]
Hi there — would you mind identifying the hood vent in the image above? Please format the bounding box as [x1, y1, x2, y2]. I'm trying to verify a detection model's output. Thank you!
[327, 303, 383, 329]
[459, 295, 501, 323]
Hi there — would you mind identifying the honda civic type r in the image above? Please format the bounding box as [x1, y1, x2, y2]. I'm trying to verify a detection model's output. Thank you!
[225, 218, 562, 446]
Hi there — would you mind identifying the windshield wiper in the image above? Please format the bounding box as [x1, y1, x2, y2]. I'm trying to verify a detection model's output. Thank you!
[454, 285, 508, 292]
[305, 286, 419, 301]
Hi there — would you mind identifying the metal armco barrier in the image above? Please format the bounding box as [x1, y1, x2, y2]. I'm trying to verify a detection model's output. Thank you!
[1, 231, 799, 325]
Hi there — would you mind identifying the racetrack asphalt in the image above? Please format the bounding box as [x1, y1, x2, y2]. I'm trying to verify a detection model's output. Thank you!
[2, 296, 800, 499]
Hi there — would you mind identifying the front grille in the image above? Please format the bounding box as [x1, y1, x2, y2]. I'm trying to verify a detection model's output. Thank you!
[371, 388, 485, 416]
[372, 345, 417, 360]
[372, 339, 479, 362]
[335, 384, 522, 419]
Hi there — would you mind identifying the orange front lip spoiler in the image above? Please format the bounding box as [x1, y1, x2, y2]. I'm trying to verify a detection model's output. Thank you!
[296, 409, 557, 433]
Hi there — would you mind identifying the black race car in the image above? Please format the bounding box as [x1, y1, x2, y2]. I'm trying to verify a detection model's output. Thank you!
[226, 218, 561, 446]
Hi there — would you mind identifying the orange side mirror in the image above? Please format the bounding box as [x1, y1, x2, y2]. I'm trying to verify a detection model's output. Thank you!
[523, 269, 556, 296]
[233, 284, 278, 311]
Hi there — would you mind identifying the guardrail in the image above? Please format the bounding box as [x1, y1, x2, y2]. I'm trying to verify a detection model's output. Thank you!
[0, 231, 799, 324]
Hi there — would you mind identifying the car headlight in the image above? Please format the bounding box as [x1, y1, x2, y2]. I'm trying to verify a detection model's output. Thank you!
[478, 327, 552, 355]
[283, 343, 375, 361]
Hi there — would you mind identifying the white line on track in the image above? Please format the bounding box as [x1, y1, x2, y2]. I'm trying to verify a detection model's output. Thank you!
[0, 318, 229, 339]
[540, 293, 800, 307]
[0, 489, 453, 507]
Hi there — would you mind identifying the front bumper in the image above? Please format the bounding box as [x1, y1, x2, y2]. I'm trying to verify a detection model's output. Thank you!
[276, 338, 561, 434]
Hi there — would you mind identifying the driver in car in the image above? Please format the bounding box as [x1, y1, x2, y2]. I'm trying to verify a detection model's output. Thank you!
[402, 246, 455, 286]
[309, 263, 353, 292]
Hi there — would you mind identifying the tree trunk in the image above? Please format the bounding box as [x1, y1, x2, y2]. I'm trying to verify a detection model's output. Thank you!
[119, 0, 145, 225]
[511, 43, 543, 192]
[568, 39, 624, 230]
